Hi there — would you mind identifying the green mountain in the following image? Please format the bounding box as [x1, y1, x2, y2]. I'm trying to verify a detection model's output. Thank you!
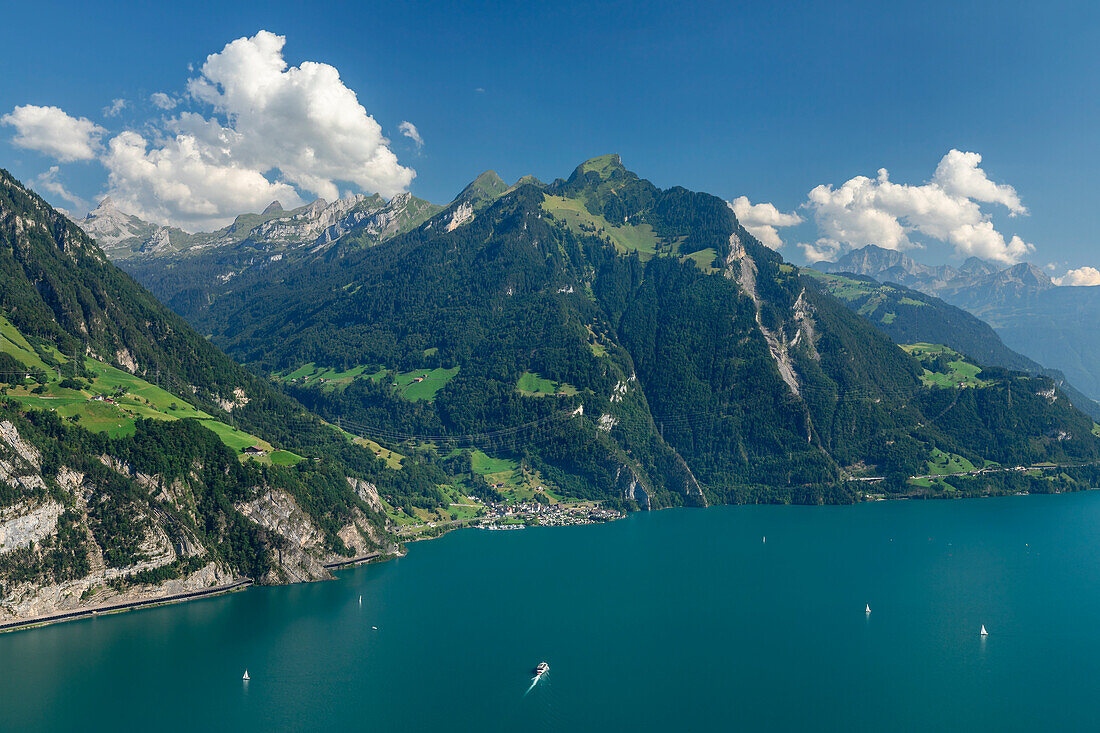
[803, 270, 1100, 420]
[165, 156, 1100, 507]
[453, 170, 509, 206]
[0, 169, 448, 622]
[816, 244, 1100, 402]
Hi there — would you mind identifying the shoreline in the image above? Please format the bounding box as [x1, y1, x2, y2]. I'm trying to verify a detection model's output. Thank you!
[3, 485, 1092, 635]
[0, 578, 253, 634]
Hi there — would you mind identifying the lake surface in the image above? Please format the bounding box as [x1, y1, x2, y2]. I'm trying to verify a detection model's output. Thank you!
[5, 493, 1100, 731]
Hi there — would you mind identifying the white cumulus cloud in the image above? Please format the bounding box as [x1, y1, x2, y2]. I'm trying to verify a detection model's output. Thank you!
[103, 130, 304, 230]
[36, 166, 87, 211]
[728, 196, 802, 250]
[1, 105, 105, 162]
[3, 30, 417, 231]
[399, 121, 423, 148]
[933, 149, 1025, 214]
[103, 98, 127, 118]
[182, 30, 413, 203]
[150, 92, 179, 110]
[802, 150, 1032, 264]
[798, 240, 844, 263]
[1053, 266, 1100, 287]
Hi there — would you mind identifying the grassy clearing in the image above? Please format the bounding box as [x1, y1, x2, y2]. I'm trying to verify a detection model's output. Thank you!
[396, 367, 459, 401]
[0, 315, 52, 371]
[350, 434, 405, 469]
[1, 314, 288, 460]
[516, 371, 577, 397]
[902, 343, 988, 388]
[384, 482, 488, 528]
[801, 271, 919, 327]
[542, 194, 660, 257]
[800, 270, 880, 301]
[926, 447, 977, 475]
[466, 450, 565, 505]
[581, 154, 621, 176]
[470, 450, 518, 475]
[276, 363, 384, 390]
[269, 450, 301, 466]
[585, 325, 609, 357]
[198, 419, 268, 452]
[275, 363, 458, 402]
[681, 248, 719, 273]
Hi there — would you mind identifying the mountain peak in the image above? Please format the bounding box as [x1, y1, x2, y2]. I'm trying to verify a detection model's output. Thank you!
[823, 244, 914, 272]
[998, 261, 1053, 288]
[513, 174, 543, 188]
[959, 256, 997, 276]
[454, 170, 508, 205]
[579, 154, 624, 179]
[262, 200, 284, 215]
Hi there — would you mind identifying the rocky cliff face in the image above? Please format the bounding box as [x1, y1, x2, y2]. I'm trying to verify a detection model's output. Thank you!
[0, 418, 392, 623]
[78, 197, 161, 253]
[80, 190, 440, 263]
[0, 419, 234, 620]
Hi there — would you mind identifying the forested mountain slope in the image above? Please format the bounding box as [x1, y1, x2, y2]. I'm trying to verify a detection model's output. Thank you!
[0, 169, 446, 622]
[172, 156, 1100, 506]
[802, 270, 1100, 420]
[816, 244, 1100, 402]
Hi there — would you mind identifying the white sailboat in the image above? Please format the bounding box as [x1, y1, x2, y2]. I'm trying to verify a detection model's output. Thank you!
[980, 624, 988, 636]
[359, 595, 362, 605]
[865, 604, 871, 614]
[242, 669, 250, 681]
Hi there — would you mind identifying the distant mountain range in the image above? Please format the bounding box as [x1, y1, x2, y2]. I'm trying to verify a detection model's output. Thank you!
[803, 269, 1100, 420]
[77, 190, 441, 315]
[814, 245, 1100, 401]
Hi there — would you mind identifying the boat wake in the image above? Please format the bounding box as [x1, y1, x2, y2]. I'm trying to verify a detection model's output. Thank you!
[524, 663, 549, 697]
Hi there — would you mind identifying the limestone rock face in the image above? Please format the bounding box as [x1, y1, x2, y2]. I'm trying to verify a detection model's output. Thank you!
[348, 477, 383, 513]
[0, 501, 63, 553]
[0, 417, 397, 623]
[236, 489, 330, 584]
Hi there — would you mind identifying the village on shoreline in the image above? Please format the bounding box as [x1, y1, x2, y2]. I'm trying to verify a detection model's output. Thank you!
[395, 498, 626, 540]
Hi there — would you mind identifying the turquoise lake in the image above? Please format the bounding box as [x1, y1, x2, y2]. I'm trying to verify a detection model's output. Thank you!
[5, 492, 1100, 731]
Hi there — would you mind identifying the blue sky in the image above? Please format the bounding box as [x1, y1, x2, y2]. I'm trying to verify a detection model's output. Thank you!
[1, 0, 1097, 276]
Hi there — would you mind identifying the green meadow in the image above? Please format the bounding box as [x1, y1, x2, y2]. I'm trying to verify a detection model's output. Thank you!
[1, 314, 299, 463]
[516, 371, 577, 397]
[902, 343, 988, 388]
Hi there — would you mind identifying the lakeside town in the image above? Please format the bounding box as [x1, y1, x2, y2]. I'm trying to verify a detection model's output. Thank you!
[395, 497, 625, 538]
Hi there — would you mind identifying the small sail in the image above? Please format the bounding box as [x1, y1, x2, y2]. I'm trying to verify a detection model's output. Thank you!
[763, 536, 766, 543]
[865, 604, 871, 614]
[243, 669, 250, 681]
[358, 595, 362, 605]
[980, 624, 988, 636]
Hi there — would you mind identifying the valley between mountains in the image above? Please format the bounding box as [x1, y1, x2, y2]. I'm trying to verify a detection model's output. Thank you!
[3, 155, 1100, 626]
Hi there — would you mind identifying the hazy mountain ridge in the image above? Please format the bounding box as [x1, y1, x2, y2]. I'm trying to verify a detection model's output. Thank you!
[802, 269, 1100, 420]
[815, 245, 1100, 400]
[92, 190, 442, 317]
